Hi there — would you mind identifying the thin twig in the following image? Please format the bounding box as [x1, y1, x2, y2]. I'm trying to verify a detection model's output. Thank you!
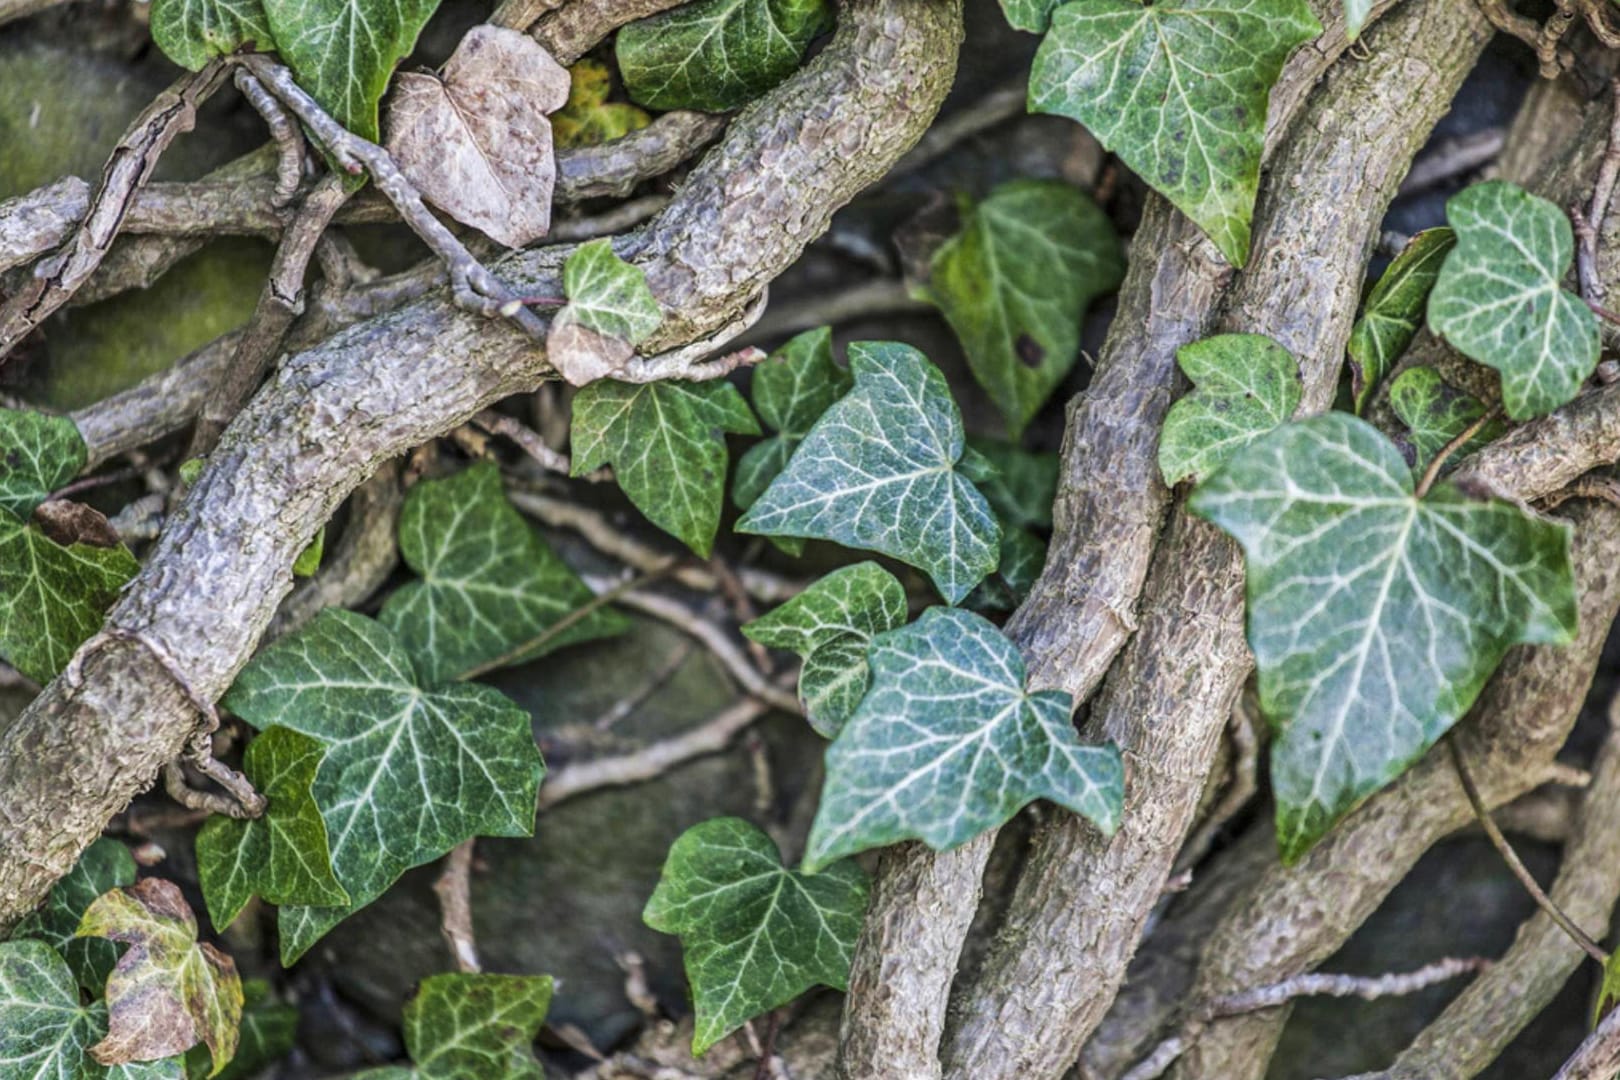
[1576, 84, 1620, 303]
[432, 839, 481, 974]
[0, 61, 229, 361]
[472, 409, 573, 475]
[1414, 405, 1501, 497]
[234, 68, 306, 207]
[236, 55, 547, 339]
[1449, 736, 1609, 964]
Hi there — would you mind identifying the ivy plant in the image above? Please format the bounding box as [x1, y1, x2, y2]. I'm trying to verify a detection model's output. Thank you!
[1158, 333, 1301, 486]
[1346, 227, 1455, 414]
[351, 973, 553, 1080]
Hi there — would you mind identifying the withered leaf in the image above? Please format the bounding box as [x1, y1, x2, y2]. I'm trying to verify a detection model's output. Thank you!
[385, 26, 570, 249]
[77, 879, 244, 1076]
[32, 499, 122, 549]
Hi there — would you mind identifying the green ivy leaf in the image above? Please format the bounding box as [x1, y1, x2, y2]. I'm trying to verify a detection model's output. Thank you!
[733, 328, 852, 556]
[1428, 181, 1601, 420]
[1190, 412, 1577, 861]
[644, 818, 867, 1055]
[572, 379, 759, 558]
[291, 528, 323, 578]
[149, 0, 275, 71]
[741, 562, 908, 738]
[222, 609, 543, 963]
[353, 973, 553, 1080]
[261, 0, 439, 142]
[76, 880, 243, 1077]
[1157, 333, 1301, 486]
[13, 838, 136, 994]
[964, 439, 1058, 532]
[922, 179, 1124, 434]
[0, 940, 184, 1080]
[965, 526, 1047, 612]
[1595, 951, 1620, 1029]
[1347, 228, 1455, 414]
[1029, 0, 1321, 267]
[552, 59, 652, 149]
[737, 342, 1001, 604]
[804, 607, 1124, 871]
[195, 727, 349, 933]
[1387, 367, 1504, 475]
[0, 518, 139, 684]
[0, 409, 84, 519]
[184, 981, 295, 1080]
[999, 0, 1064, 32]
[556, 238, 664, 347]
[378, 462, 627, 684]
[616, 0, 834, 112]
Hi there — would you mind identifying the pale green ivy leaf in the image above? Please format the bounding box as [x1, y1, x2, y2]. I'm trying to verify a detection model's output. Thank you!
[222, 609, 543, 963]
[616, 0, 834, 112]
[999, 0, 1064, 32]
[0, 519, 139, 685]
[261, 0, 439, 142]
[1428, 180, 1600, 420]
[1344, 0, 1373, 38]
[13, 837, 135, 994]
[737, 342, 1001, 604]
[1029, 0, 1322, 267]
[1158, 333, 1301, 486]
[1190, 412, 1577, 862]
[922, 179, 1123, 434]
[1388, 367, 1505, 475]
[644, 818, 867, 1056]
[556, 239, 664, 347]
[291, 528, 323, 579]
[741, 562, 908, 738]
[573, 379, 758, 557]
[353, 973, 553, 1080]
[149, 0, 275, 71]
[379, 462, 627, 684]
[0, 409, 84, 519]
[0, 940, 184, 1080]
[1347, 228, 1455, 413]
[195, 726, 349, 933]
[804, 606, 1124, 870]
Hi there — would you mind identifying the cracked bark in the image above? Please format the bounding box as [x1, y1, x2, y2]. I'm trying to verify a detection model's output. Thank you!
[0, 0, 962, 929]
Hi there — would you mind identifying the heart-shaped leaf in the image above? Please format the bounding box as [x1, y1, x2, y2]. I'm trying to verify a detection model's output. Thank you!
[742, 562, 908, 737]
[1029, 0, 1321, 267]
[1191, 412, 1577, 861]
[1428, 180, 1600, 419]
[548, 239, 666, 385]
[1158, 333, 1301, 486]
[1387, 366, 1504, 475]
[804, 607, 1124, 870]
[0, 518, 139, 684]
[222, 609, 543, 963]
[150, 0, 275, 71]
[644, 818, 867, 1055]
[737, 342, 1001, 604]
[1347, 227, 1455, 413]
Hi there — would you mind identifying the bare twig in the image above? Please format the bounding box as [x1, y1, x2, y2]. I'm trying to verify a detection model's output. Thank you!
[236, 56, 546, 338]
[472, 409, 573, 475]
[1121, 959, 1490, 1080]
[1553, 1002, 1620, 1080]
[530, 0, 690, 65]
[1415, 405, 1502, 497]
[740, 277, 929, 346]
[432, 839, 481, 974]
[1397, 128, 1505, 197]
[0, 62, 229, 361]
[891, 78, 1030, 179]
[234, 68, 307, 207]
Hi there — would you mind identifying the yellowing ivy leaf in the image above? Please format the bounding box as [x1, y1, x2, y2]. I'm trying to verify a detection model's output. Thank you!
[76, 880, 243, 1077]
[552, 60, 651, 149]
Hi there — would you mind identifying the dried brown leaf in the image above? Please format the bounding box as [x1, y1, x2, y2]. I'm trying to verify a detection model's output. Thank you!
[385, 25, 570, 248]
[546, 320, 634, 386]
[32, 500, 122, 549]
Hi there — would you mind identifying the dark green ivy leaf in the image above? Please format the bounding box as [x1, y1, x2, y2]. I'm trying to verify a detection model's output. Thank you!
[1387, 367, 1504, 475]
[804, 607, 1124, 870]
[921, 179, 1123, 434]
[1191, 412, 1577, 861]
[737, 342, 1001, 604]
[572, 379, 759, 557]
[379, 462, 627, 684]
[616, 0, 834, 112]
[644, 818, 867, 1055]
[195, 726, 349, 933]
[149, 0, 275, 71]
[13, 837, 135, 993]
[1029, 0, 1321, 267]
[1347, 228, 1455, 414]
[965, 526, 1047, 613]
[1158, 333, 1301, 486]
[0, 408, 84, 518]
[0, 518, 139, 684]
[184, 981, 296, 1080]
[223, 609, 543, 963]
[741, 562, 908, 738]
[1428, 181, 1600, 419]
[964, 438, 1059, 532]
[353, 973, 553, 1080]
[999, 0, 1065, 32]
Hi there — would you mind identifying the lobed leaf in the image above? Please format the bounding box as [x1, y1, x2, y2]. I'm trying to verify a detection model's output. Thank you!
[736, 342, 1001, 604]
[644, 818, 867, 1055]
[0, 409, 85, 519]
[922, 179, 1123, 434]
[804, 607, 1124, 871]
[1191, 412, 1577, 861]
[1029, 0, 1321, 267]
[1158, 333, 1301, 486]
[0, 518, 139, 684]
[379, 462, 627, 684]
[183, 981, 296, 1080]
[742, 562, 908, 737]
[149, 0, 274, 71]
[351, 973, 552, 1080]
[222, 609, 543, 963]
[548, 240, 666, 384]
[13, 838, 136, 994]
[1428, 181, 1600, 419]
[1347, 228, 1455, 414]
[1387, 367, 1504, 474]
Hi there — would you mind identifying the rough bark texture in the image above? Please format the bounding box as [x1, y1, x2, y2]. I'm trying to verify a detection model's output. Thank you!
[940, 5, 1491, 1078]
[0, 0, 963, 930]
[835, 4, 1388, 1074]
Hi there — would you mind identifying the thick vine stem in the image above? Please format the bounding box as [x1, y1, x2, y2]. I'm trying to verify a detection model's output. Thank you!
[836, 3, 1393, 1074]
[0, 0, 963, 929]
[937, 5, 1491, 1079]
